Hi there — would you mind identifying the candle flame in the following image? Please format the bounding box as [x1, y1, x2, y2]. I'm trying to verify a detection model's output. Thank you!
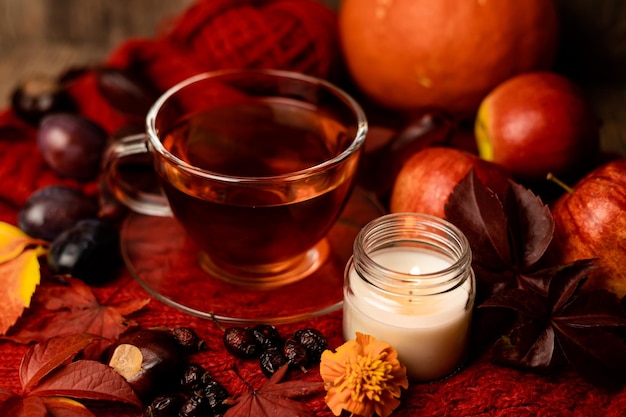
[409, 265, 421, 275]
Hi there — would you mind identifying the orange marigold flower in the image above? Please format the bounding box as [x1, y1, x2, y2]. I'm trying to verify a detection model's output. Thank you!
[320, 332, 409, 417]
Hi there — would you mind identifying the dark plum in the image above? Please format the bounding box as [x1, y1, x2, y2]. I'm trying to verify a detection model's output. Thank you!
[38, 113, 108, 181]
[18, 185, 98, 241]
[47, 218, 121, 285]
[95, 67, 158, 116]
[10, 74, 77, 126]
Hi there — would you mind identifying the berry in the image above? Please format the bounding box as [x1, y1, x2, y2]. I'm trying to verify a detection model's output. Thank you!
[223, 327, 259, 359]
[199, 379, 230, 415]
[179, 395, 211, 417]
[144, 394, 183, 417]
[283, 339, 308, 371]
[293, 328, 328, 363]
[252, 324, 283, 351]
[179, 363, 207, 394]
[172, 327, 206, 354]
[259, 348, 287, 377]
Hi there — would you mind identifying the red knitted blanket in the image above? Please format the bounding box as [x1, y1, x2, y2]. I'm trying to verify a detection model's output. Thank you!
[0, 1, 625, 416]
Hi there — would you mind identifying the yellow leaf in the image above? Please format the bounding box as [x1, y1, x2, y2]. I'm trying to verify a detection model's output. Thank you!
[0, 221, 27, 241]
[0, 249, 42, 335]
[0, 221, 48, 264]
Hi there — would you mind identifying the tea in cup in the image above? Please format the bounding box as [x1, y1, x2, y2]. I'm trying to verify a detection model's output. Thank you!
[104, 69, 367, 288]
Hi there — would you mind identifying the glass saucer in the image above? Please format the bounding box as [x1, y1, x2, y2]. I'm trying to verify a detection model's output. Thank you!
[120, 187, 386, 324]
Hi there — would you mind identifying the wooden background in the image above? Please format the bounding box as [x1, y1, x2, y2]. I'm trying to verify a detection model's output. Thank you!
[0, 0, 339, 106]
[0, 0, 625, 156]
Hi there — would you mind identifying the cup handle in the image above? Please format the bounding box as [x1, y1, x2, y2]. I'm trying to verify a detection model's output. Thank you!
[103, 133, 173, 217]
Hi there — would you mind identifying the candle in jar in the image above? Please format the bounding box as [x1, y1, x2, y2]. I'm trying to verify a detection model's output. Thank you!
[343, 246, 474, 382]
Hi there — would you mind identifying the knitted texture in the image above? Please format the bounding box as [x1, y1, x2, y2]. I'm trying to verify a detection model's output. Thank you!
[0, 1, 625, 416]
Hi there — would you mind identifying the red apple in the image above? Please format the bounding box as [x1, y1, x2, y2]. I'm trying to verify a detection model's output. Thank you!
[389, 146, 510, 218]
[550, 159, 626, 297]
[475, 71, 600, 184]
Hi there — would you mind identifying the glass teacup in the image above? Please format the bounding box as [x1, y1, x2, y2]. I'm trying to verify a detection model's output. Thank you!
[104, 69, 367, 288]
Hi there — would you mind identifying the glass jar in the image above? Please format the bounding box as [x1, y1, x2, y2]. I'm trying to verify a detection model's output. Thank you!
[343, 212, 475, 381]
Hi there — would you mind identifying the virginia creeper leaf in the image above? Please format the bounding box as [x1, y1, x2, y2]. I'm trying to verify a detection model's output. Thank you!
[445, 169, 511, 270]
[553, 325, 626, 389]
[494, 321, 556, 369]
[20, 333, 100, 394]
[483, 258, 626, 387]
[42, 397, 95, 417]
[3, 395, 48, 417]
[224, 365, 324, 417]
[547, 259, 597, 313]
[479, 288, 547, 319]
[0, 388, 100, 417]
[446, 170, 560, 301]
[0, 388, 26, 417]
[5, 277, 150, 344]
[504, 182, 554, 269]
[29, 360, 142, 407]
[555, 289, 626, 327]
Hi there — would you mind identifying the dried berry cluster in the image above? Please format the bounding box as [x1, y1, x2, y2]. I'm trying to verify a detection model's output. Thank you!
[222, 324, 328, 377]
[145, 362, 230, 417]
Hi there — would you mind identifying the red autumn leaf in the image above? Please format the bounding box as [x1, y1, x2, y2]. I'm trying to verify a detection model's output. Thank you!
[0, 334, 141, 416]
[21, 333, 99, 394]
[0, 395, 95, 417]
[29, 360, 142, 407]
[5, 277, 150, 344]
[224, 365, 324, 417]
[3, 395, 48, 417]
[42, 397, 96, 417]
[0, 389, 27, 416]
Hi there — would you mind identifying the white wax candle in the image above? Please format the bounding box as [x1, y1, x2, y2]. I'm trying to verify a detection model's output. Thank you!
[343, 247, 473, 381]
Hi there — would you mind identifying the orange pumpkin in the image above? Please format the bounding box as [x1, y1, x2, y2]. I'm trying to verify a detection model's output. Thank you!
[338, 0, 559, 119]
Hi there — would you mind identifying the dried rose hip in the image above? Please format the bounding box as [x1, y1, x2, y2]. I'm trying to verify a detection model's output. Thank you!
[293, 328, 328, 364]
[223, 327, 259, 359]
[171, 327, 206, 354]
